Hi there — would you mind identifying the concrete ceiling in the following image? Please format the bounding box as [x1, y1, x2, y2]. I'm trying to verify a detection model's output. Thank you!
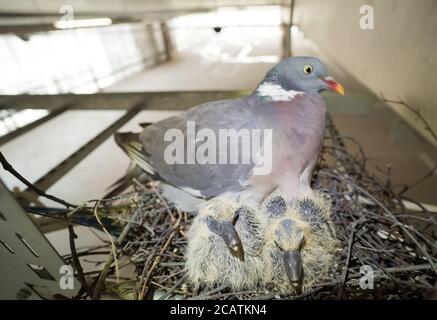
[0, 0, 289, 34]
[0, 1, 286, 15]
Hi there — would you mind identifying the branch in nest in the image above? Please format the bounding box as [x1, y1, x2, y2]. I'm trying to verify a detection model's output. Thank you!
[68, 225, 93, 299]
[381, 93, 437, 144]
[0, 151, 76, 208]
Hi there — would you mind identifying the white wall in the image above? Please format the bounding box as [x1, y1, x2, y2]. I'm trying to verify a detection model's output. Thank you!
[293, 0, 437, 145]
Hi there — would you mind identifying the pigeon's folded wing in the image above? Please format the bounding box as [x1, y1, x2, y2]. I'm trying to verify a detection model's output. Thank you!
[139, 98, 260, 198]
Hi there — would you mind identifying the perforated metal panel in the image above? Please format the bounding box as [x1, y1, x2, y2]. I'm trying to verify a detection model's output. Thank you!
[0, 179, 79, 299]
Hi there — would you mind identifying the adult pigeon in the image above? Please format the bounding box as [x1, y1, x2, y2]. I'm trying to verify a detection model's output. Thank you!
[115, 56, 344, 213]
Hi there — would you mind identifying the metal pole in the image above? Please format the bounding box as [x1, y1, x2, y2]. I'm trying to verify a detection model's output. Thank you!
[281, 0, 294, 59]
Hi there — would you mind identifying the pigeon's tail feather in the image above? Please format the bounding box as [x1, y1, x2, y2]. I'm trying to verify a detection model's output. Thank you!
[114, 132, 156, 175]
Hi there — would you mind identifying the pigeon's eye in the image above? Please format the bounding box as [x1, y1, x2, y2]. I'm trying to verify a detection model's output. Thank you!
[303, 65, 313, 75]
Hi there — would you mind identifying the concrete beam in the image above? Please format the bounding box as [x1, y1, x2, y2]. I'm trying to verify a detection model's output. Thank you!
[26, 104, 143, 193]
[0, 91, 249, 111]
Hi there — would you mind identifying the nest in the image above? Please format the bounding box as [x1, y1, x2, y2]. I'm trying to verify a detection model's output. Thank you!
[0, 94, 432, 300]
[0, 106, 425, 300]
[57, 114, 436, 300]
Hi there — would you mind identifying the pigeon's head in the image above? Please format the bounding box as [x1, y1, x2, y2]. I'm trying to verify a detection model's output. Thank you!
[262, 56, 344, 96]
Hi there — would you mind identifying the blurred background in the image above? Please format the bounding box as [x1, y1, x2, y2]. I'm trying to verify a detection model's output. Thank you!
[0, 0, 436, 299]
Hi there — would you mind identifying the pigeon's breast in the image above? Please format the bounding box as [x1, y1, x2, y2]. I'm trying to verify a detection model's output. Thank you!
[261, 94, 327, 175]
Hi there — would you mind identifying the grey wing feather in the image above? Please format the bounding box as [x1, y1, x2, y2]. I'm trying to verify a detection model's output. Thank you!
[139, 98, 259, 198]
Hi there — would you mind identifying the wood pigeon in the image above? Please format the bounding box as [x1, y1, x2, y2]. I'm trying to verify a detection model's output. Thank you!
[115, 57, 344, 264]
[115, 56, 343, 206]
[115, 56, 344, 261]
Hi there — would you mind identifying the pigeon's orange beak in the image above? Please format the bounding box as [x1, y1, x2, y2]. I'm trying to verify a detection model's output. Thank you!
[322, 77, 345, 96]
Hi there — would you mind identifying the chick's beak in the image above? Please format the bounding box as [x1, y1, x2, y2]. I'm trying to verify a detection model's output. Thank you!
[221, 221, 245, 261]
[322, 76, 345, 96]
[206, 218, 245, 262]
[283, 250, 303, 283]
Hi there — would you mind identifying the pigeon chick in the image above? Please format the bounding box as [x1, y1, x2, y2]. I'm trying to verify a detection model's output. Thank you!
[185, 192, 339, 293]
[261, 192, 339, 293]
[185, 196, 266, 290]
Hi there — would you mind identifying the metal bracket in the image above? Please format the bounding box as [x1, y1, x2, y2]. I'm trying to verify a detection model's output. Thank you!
[0, 179, 79, 299]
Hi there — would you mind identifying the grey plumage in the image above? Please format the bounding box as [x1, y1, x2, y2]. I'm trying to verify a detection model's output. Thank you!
[115, 56, 344, 211]
[138, 98, 258, 198]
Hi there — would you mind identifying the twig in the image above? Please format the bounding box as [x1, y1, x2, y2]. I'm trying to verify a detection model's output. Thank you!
[0, 151, 76, 208]
[381, 94, 437, 143]
[157, 275, 188, 300]
[398, 165, 437, 196]
[138, 214, 182, 300]
[339, 217, 364, 297]
[92, 251, 115, 299]
[68, 225, 93, 298]
[91, 201, 121, 299]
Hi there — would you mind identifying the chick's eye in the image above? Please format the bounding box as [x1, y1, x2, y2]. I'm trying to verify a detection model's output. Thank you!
[303, 65, 313, 75]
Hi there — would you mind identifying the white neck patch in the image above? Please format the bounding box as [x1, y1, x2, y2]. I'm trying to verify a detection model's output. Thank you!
[257, 82, 305, 102]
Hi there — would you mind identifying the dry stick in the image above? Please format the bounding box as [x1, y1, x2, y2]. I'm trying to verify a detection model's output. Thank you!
[90, 201, 122, 300]
[189, 284, 229, 300]
[62, 244, 111, 259]
[136, 246, 160, 297]
[117, 201, 143, 243]
[318, 117, 432, 298]
[327, 118, 368, 296]
[398, 165, 437, 196]
[318, 142, 433, 296]
[133, 178, 175, 221]
[381, 94, 437, 144]
[322, 171, 437, 274]
[339, 217, 364, 298]
[68, 251, 112, 258]
[0, 151, 76, 208]
[92, 252, 115, 299]
[199, 289, 259, 300]
[154, 267, 185, 281]
[399, 195, 431, 214]
[348, 264, 432, 278]
[158, 275, 188, 300]
[138, 215, 181, 300]
[92, 201, 120, 282]
[136, 223, 177, 288]
[91, 199, 144, 299]
[68, 225, 93, 298]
